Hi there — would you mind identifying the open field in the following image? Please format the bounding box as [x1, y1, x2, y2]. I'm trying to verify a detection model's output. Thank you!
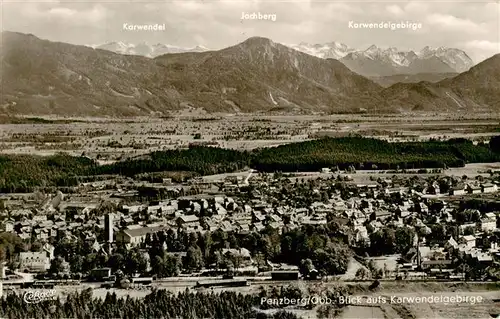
[0, 114, 498, 161]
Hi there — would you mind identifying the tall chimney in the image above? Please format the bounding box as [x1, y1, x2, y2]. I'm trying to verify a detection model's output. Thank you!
[0, 263, 5, 299]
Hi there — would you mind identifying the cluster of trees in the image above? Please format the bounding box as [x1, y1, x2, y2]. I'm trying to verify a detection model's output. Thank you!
[355, 259, 385, 280]
[425, 224, 459, 243]
[49, 235, 182, 277]
[0, 116, 80, 124]
[455, 209, 482, 224]
[367, 227, 416, 256]
[0, 232, 26, 264]
[0, 289, 300, 319]
[280, 225, 351, 276]
[100, 146, 251, 177]
[459, 199, 500, 214]
[490, 135, 500, 153]
[2, 136, 500, 192]
[52, 238, 112, 275]
[0, 154, 96, 192]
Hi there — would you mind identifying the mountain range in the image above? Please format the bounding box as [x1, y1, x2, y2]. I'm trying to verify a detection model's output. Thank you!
[1, 31, 498, 116]
[381, 54, 500, 112]
[290, 42, 474, 77]
[90, 42, 210, 58]
[93, 40, 474, 78]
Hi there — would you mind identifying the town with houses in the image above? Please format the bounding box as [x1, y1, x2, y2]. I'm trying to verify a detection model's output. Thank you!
[1, 167, 500, 294]
[2, 2, 500, 316]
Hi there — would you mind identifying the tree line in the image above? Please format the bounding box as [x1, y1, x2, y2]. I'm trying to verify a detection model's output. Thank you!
[0, 289, 302, 319]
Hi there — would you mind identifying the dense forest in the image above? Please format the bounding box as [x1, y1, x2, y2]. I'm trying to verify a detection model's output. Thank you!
[101, 147, 251, 177]
[0, 154, 97, 192]
[0, 289, 303, 319]
[1, 136, 499, 192]
[253, 137, 500, 171]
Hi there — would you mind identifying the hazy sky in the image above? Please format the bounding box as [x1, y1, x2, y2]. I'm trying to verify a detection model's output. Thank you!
[1, 0, 499, 63]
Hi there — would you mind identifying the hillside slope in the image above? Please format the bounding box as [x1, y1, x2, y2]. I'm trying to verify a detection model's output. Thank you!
[154, 37, 389, 113]
[381, 54, 500, 112]
[1, 32, 389, 116]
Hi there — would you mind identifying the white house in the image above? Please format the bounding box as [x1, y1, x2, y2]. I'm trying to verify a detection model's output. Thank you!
[481, 218, 497, 232]
[481, 183, 498, 193]
[19, 252, 50, 272]
[459, 235, 476, 248]
[449, 185, 466, 196]
[467, 184, 482, 194]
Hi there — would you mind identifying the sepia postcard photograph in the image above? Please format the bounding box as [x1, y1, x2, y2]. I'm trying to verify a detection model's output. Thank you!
[0, 0, 499, 318]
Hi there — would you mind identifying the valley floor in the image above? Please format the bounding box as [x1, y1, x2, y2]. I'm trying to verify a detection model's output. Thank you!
[0, 113, 498, 161]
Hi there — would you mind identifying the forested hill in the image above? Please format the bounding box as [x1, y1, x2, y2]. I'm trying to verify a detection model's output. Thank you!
[1, 137, 499, 192]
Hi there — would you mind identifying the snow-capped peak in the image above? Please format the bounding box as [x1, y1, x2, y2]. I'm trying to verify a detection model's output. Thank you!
[288, 41, 355, 59]
[191, 45, 209, 51]
[418, 46, 457, 57]
[285, 41, 474, 74]
[417, 46, 473, 72]
[365, 44, 379, 53]
[90, 41, 210, 57]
